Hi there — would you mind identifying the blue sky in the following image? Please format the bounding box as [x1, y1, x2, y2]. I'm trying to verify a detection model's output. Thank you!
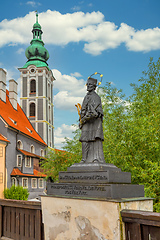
[1, 0, 160, 148]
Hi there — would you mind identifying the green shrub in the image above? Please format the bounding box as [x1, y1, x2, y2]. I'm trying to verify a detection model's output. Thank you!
[4, 185, 29, 200]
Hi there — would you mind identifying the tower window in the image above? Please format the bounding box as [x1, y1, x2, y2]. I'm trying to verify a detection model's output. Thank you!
[48, 83, 50, 100]
[30, 79, 36, 93]
[30, 103, 35, 116]
[49, 106, 51, 123]
[49, 129, 51, 147]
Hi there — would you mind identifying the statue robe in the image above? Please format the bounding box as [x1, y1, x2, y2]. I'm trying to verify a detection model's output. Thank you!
[79, 90, 105, 163]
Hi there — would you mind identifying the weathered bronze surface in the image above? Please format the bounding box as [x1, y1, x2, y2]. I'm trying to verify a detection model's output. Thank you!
[79, 77, 105, 163]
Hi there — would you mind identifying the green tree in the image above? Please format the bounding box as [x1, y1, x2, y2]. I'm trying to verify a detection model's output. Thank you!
[4, 185, 29, 200]
[41, 129, 81, 182]
[126, 57, 160, 212]
[101, 58, 160, 212]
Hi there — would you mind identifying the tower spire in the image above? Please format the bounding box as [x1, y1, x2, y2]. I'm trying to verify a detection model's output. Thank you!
[32, 11, 42, 40]
[36, 11, 38, 23]
[22, 12, 50, 69]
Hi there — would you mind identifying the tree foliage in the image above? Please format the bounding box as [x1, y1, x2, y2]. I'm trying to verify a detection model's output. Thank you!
[41, 57, 160, 212]
[102, 57, 160, 212]
[4, 185, 29, 200]
[41, 131, 81, 182]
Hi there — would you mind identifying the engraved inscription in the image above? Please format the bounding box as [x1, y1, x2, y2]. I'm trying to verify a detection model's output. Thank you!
[59, 174, 108, 181]
[50, 184, 106, 196]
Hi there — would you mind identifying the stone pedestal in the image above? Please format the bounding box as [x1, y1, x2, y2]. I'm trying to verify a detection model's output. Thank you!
[47, 163, 144, 199]
[44, 162, 148, 239]
[41, 196, 153, 240]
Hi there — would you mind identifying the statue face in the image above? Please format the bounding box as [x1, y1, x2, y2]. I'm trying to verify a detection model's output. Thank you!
[87, 82, 96, 92]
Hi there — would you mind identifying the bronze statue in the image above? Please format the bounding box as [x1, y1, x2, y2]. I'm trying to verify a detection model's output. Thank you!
[78, 77, 105, 163]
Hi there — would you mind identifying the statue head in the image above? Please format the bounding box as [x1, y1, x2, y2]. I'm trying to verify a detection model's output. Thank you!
[86, 77, 97, 92]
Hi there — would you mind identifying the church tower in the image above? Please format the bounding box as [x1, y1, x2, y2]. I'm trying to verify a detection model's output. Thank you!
[18, 13, 55, 148]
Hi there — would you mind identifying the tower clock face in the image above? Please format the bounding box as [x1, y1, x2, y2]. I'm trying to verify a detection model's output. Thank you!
[30, 68, 36, 74]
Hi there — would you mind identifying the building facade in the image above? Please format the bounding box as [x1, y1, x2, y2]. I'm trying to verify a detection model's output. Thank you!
[19, 13, 55, 148]
[0, 134, 10, 198]
[0, 68, 47, 199]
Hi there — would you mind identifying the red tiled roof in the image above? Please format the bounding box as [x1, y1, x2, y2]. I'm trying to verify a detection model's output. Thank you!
[0, 133, 10, 143]
[0, 90, 47, 146]
[54, 148, 66, 153]
[11, 168, 46, 178]
[17, 148, 44, 159]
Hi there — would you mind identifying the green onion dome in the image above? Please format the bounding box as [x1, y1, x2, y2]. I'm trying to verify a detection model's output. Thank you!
[25, 39, 49, 62]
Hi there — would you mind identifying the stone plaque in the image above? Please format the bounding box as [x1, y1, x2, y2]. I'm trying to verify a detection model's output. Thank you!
[47, 182, 144, 199]
[59, 171, 131, 184]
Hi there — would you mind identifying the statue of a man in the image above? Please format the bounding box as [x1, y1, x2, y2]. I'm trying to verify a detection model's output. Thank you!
[79, 77, 105, 163]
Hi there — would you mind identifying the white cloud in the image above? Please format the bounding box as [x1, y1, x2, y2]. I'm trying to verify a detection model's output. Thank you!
[16, 48, 24, 54]
[126, 27, 160, 52]
[54, 124, 77, 149]
[41, 10, 104, 46]
[70, 72, 82, 78]
[0, 12, 34, 47]
[0, 10, 160, 55]
[88, 3, 93, 7]
[26, 1, 41, 7]
[71, 6, 81, 11]
[14, 76, 21, 103]
[83, 22, 135, 55]
[53, 69, 86, 111]
[4, 69, 15, 82]
[3, 68, 20, 104]
[54, 91, 84, 111]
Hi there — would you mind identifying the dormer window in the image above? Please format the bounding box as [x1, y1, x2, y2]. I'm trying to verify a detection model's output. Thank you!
[9, 117, 17, 125]
[26, 127, 32, 134]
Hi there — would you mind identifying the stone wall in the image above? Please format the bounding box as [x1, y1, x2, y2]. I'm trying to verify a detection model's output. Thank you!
[41, 196, 153, 240]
